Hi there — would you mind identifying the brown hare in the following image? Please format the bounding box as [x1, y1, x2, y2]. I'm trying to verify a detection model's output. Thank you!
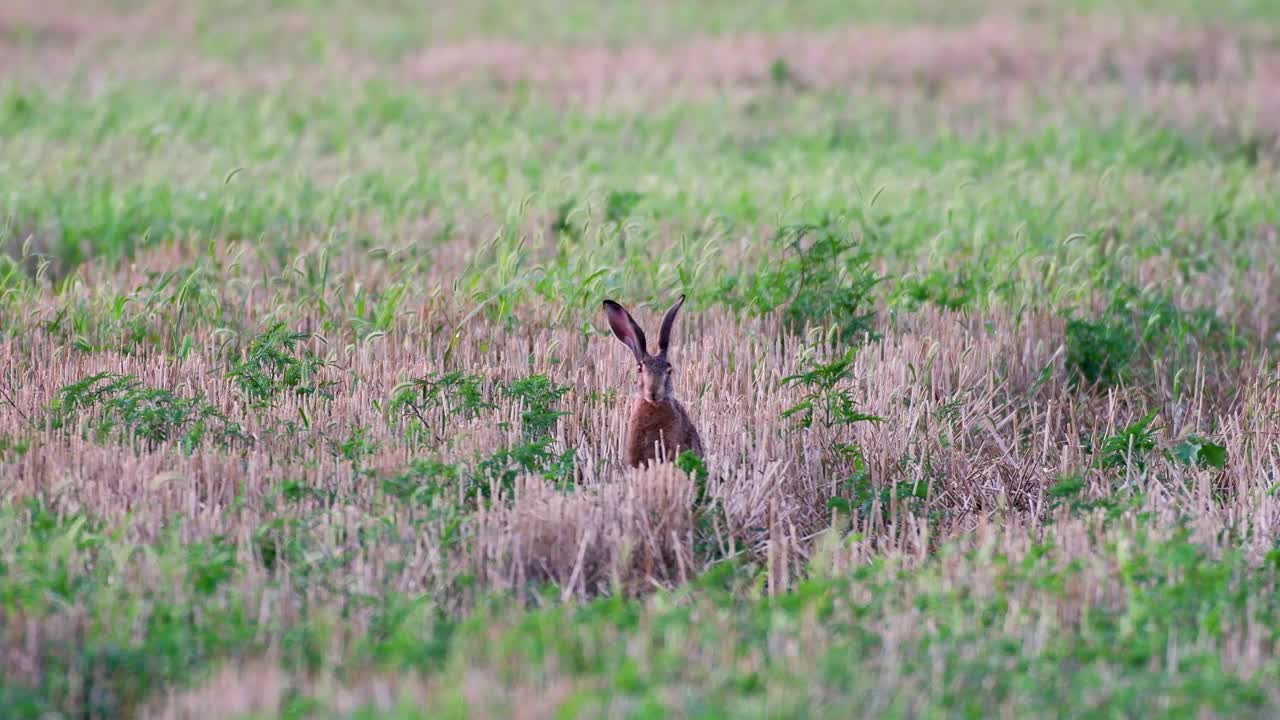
[603, 294, 703, 468]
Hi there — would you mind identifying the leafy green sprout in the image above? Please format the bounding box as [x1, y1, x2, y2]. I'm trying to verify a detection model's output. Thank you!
[226, 322, 334, 411]
[388, 371, 492, 442]
[781, 347, 883, 431]
[48, 371, 242, 452]
[1096, 409, 1161, 471]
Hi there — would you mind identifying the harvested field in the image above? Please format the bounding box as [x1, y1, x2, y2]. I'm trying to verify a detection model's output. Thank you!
[3, 0, 1280, 718]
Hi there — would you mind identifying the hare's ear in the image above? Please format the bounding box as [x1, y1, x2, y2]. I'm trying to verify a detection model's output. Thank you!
[603, 300, 647, 361]
[657, 294, 686, 357]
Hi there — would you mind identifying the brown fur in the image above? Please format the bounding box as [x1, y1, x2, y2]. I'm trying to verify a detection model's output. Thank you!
[625, 395, 703, 468]
[603, 295, 704, 469]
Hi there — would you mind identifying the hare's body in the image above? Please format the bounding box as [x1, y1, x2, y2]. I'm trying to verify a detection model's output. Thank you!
[626, 395, 703, 468]
[603, 294, 704, 469]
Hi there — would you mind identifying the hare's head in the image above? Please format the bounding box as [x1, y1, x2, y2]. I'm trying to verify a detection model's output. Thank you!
[603, 295, 686, 404]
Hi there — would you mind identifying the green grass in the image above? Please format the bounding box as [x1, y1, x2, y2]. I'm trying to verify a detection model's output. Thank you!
[3, 84, 1275, 315]
[4, 1, 1280, 717]
[4, 496, 1277, 718]
[74, 0, 1280, 56]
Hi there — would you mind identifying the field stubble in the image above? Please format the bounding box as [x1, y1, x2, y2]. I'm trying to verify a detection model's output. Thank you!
[4, 0, 1280, 717]
[4, 240, 1280, 714]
